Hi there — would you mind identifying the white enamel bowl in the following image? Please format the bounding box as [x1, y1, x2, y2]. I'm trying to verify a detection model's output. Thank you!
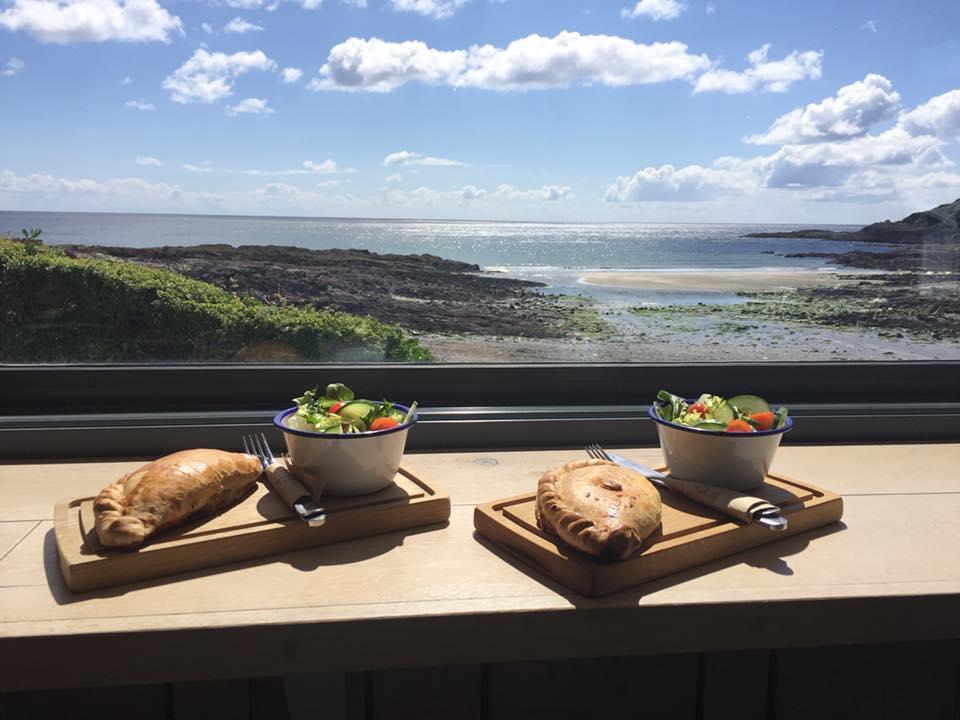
[273, 404, 418, 496]
[648, 404, 793, 491]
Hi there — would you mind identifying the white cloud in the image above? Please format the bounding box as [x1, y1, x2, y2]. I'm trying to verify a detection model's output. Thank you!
[705, 2, 715, 14]
[311, 37, 466, 92]
[121, 74, 132, 84]
[0, 167, 369, 214]
[280, 66, 302, 83]
[762, 128, 947, 189]
[302, 159, 343, 173]
[0, 168, 179, 200]
[238, 159, 354, 175]
[224, 16, 263, 34]
[0, 0, 182, 43]
[390, 0, 468, 19]
[493, 183, 573, 201]
[312, 32, 710, 92]
[694, 43, 822, 94]
[383, 150, 464, 167]
[183, 162, 214, 173]
[125, 99, 155, 110]
[223, 0, 365, 8]
[746, 74, 900, 145]
[898, 89, 960, 140]
[163, 49, 277, 103]
[134, 155, 161, 166]
[226, 97, 274, 115]
[604, 76, 960, 207]
[621, 0, 685, 21]
[862, 19, 878, 33]
[384, 182, 572, 206]
[2, 57, 24, 76]
[200, 21, 212, 34]
[604, 163, 753, 202]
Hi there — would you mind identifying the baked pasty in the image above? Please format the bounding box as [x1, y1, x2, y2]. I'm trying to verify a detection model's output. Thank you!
[536, 459, 662, 559]
[94, 449, 262, 549]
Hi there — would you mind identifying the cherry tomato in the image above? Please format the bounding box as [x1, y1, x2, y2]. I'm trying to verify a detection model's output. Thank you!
[749, 411, 775, 431]
[329, 401, 343, 414]
[726, 419, 754, 433]
[689, 401, 707, 416]
[370, 417, 400, 431]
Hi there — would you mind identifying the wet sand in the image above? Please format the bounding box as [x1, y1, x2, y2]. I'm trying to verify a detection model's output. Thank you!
[580, 269, 843, 292]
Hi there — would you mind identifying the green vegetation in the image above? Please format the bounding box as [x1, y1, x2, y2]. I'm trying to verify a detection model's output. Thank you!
[543, 293, 615, 339]
[0, 238, 434, 362]
[629, 281, 960, 342]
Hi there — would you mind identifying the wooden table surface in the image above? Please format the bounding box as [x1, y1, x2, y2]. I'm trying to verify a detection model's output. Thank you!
[1, 444, 959, 692]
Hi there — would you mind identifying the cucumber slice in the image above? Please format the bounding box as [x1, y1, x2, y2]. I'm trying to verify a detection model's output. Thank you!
[338, 400, 376, 422]
[712, 402, 735, 423]
[727, 394, 771, 416]
[693, 420, 727, 432]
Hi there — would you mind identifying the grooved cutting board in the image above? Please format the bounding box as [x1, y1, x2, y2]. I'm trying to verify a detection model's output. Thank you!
[55, 468, 450, 592]
[474, 470, 843, 597]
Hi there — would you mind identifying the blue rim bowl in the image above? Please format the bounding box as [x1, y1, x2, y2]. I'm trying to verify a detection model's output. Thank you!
[273, 402, 419, 496]
[648, 399, 793, 490]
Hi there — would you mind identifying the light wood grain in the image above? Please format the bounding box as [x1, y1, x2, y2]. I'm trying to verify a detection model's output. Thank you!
[3, 494, 960, 627]
[0, 445, 959, 692]
[474, 473, 843, 596]
[0, 521, 37, 561]
[3, 444, 957, 522]
[55, 469, 449, 592]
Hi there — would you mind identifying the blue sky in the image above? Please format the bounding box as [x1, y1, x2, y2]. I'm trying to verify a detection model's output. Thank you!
[1, 0, 960, 222]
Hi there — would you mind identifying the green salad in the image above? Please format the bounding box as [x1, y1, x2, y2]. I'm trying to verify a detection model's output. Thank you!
[653, 389, 788, 433]
[285, 382, 417, 434]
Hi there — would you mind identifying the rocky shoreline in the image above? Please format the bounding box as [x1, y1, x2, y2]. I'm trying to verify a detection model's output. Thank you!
[54, 194, 960, 362]
[60, 243, 589, 340]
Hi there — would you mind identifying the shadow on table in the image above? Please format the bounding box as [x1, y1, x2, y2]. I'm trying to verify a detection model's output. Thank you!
[473, 521, 847, 605]
[43, 521, 449, 604]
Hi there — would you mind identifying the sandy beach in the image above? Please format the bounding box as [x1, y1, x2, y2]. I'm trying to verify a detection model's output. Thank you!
[580, 269, 843, 292]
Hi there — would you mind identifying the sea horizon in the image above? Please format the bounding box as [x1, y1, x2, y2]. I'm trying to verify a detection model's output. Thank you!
[0, 208, 861, 230]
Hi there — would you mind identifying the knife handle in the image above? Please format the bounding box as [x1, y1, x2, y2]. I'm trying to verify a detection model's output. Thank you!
[663, 476, 780, 524]
[265, 461, 313, 509]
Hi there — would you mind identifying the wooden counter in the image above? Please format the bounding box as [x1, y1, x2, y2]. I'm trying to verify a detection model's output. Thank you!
[2, 444, 960, 693]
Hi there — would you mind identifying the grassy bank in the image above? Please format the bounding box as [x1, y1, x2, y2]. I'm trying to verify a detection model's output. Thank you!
[0, 239, 433, 362]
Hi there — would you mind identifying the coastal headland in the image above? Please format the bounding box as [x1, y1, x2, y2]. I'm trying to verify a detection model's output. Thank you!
[5, 196, 957, 363]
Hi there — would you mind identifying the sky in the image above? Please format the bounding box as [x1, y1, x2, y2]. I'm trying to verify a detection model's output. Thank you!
[1, 0, 960, 223]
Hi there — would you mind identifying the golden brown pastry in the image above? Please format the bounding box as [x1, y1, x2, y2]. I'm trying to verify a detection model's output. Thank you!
[94, 449, 262, 549]
[536, 459, 662, 559]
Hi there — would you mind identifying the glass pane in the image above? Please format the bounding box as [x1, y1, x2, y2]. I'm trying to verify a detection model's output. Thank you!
[1, 0, 958, 365]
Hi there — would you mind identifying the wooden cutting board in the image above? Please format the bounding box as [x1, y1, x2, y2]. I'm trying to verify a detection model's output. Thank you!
[55, 468, 450, 592]
[474, 470, 843, 597]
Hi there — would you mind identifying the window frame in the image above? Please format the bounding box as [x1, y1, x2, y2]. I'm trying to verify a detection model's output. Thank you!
[2, 361, 958, 459]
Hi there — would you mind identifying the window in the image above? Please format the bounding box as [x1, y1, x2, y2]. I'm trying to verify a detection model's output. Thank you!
[1, 1, 958, 367]
[1, 1, 958, 458]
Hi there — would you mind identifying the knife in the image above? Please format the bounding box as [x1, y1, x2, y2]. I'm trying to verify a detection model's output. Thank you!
[263, 461, 327, 527]
[599, 450, 788, 531]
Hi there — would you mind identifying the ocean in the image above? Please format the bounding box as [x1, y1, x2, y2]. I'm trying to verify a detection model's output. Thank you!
[1, 210, 885, 307]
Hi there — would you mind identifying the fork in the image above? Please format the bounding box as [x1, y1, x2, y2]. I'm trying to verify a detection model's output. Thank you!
[585, 443, 787, 530]
[243, 433, 326, 526]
